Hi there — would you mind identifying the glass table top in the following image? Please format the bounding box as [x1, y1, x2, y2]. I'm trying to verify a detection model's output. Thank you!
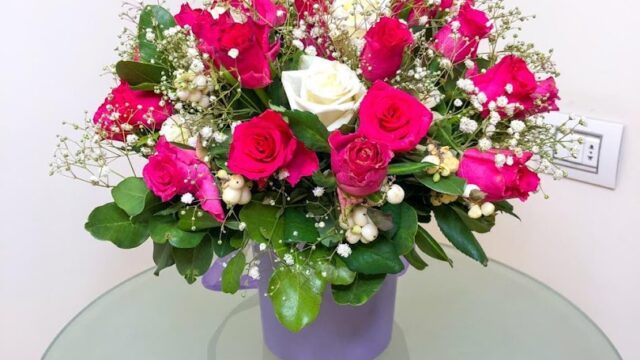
[44, 246, 620, 360]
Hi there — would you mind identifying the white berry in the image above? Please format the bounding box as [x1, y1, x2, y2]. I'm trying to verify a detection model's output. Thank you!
[468, 204, 482, 219]
[386, 184, 405, 204]
[351, 206, 369, 227]
[361, 223, 379, 243]
[222, 187, 242, 205]
[481, 202, 495, 216]
[238, 187, 252, 205]
[345, 230, 361, 244]
[228, 175, 245, 190]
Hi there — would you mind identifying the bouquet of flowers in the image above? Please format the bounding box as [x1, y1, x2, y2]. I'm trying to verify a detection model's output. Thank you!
[52, 0, 580, 333]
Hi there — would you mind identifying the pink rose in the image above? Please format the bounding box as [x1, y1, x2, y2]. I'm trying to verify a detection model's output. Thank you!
[432, 3, 492, 63]
[93, 83, 172, 141]
[531, 77, 560, 113]
[392, 0, 467, 26]
[329, 131, 393, 197]
[358, 81, 433, 152]
[360, 17, 414, 82]
[230, 0, 287, 27]
[175, 3, 279, 89]
[228, 110, 319, 186]
[143, 137, 225, 221]
[457, 148, 540, 202]
[468, 55, 560, 117]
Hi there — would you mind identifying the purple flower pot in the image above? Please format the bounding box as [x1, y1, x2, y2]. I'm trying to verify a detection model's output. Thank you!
[257, 262, 398, 360]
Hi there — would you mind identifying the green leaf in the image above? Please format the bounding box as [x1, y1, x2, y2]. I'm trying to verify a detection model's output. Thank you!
[212, 233, 237, 258]
[129, 83, 158, 91]
[115, 61, 168, 86]
[415, 173, 466, 196]
[239, 202, 281, 243]
[173, 235, 214, 284]
[282, 110, 331, 153]
[152, 242, 174, 276]
[316, 256, 356, 286]
[494, 200, 520, 220]
[332, 274, 386, 306]
[137, 5, 177, 63]
[404, 248, 428, 270]
[312, 171, 337, 190]
[221, 251, 246, 294]
[149, 215, 205, 248]
[451, 205, 495, 234]
[283, 208, 320, 244]
[381, 203, 418, 256]
[415, 227, 451, 265]
[177, 208, 221, 232]
[269, 265, 325, 332]
[85, 203, 149, 249]
[388, 162, 436, 175]
[266, 79, 289, 108]
[433, 206, 488, 266]
[111, 177, 160, 217]
[342, 239, 404, 275]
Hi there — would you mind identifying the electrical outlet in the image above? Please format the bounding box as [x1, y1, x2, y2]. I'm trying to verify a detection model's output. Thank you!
[545, 112, 624, 189]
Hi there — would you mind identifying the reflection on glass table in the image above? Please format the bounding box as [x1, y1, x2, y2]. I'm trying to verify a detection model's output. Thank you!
[44, 245, 620, 360]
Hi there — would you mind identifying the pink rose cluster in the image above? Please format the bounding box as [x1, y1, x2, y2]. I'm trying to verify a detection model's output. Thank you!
[467, 55, 560, 117]
[175, 0, 285, 89]
[143, 137, 225, 221]
[93, 83, 173, 141]
[458, 149, 540, 202]
[331, 81, 433, 197]
[228, 110, 319, 186]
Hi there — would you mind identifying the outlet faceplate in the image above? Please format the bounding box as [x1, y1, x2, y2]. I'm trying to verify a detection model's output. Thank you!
[545, 112, 624, 189]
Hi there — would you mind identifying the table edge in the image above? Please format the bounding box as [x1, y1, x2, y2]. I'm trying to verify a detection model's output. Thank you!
[42, 245, 622, 359]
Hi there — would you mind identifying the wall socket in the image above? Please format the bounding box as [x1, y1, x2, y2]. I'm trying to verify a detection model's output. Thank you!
[545, 112, 624, 189]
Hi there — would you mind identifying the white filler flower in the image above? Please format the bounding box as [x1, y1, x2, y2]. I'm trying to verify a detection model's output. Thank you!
[282, 55, 366, 130]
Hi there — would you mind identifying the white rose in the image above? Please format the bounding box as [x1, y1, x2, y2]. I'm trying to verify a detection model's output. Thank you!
[159, 115, 191, 144]
[282, 56, 366, 130]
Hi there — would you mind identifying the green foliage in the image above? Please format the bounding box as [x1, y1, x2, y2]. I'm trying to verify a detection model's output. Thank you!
[451, 205, 495, 234]
[415, 173, 466, 196]
[137, 5, 177, 63]
[433, 206, 488, 266]
[149, 215, 205, 248]
[177, 209, 221, 232]
[173, 235, 214, 284]
[387, 162, 436, 175]
[312, 171, 337, 190]
[269, 265, 325, 332]
[221, 251, 246, 294]
[152, 242, 174, 276]
[282, 110, 331, 153]
[85, 203, 149, 249]
[332, 274, 387, 306]
[115, 61, 168, 87]
[239, 202, 281, 243]
[494, 200, 520, 220]
[415, 226, 451, 265]
[111, 177, 160, 217]
[404, 248, 428, 270]
[283, 208, 320, 244]
[381, 203, 418, 256]
[211, 230, 238, 258]
[342, 239, 404, 275]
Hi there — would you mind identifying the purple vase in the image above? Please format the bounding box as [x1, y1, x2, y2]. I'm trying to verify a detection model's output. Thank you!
[257, 261, 398, 360]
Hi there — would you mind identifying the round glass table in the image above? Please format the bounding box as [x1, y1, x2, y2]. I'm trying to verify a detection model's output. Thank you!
[44, 248, 620, 360]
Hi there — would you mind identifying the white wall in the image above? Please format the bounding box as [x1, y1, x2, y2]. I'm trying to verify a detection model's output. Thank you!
[1, 0, 638, 359]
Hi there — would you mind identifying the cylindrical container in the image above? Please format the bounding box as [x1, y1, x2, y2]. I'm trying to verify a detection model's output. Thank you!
[257, 260, 397, 360]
